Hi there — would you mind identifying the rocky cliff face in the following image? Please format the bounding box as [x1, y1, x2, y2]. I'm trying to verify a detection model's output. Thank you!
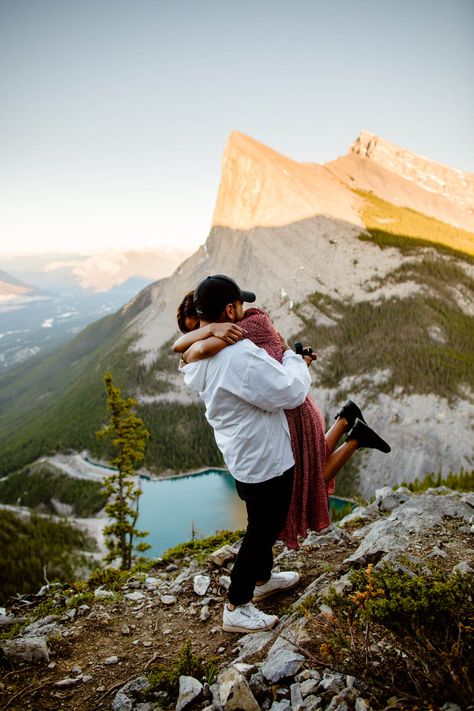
[326, 131, 474, 231]
[352, 131, 474, 209]
[212, 131, 364, 230]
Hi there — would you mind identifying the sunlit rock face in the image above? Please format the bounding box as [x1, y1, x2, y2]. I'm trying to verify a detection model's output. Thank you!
[211, 130, 364, 230]
[326, 130, 474, 231]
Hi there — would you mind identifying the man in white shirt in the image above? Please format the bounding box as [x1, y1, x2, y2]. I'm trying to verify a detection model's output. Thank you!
[180, 275, 313, 633]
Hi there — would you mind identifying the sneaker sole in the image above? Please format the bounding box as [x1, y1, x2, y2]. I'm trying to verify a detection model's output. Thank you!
[222, 618, 279, 633]
[252, 576, 300, 602]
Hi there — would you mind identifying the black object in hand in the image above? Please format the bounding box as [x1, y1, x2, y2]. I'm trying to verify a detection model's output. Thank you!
[294, 341, 313, 358]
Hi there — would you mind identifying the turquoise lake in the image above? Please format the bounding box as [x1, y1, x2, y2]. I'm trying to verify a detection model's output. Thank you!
[138, 470, 247, 556]
[137, 469, 353, 557]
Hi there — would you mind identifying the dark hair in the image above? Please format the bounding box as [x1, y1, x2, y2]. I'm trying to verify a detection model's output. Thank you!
[177, 291, 199, 333]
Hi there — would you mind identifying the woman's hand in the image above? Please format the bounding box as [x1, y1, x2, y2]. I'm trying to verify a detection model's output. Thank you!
[277, 331, 290, 352]
[210, 322, 244, 344]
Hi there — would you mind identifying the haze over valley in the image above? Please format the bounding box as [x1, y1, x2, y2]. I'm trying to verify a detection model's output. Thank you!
[0, 247, 191, 370]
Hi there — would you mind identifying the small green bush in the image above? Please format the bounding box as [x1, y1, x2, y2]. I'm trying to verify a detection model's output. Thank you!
[147, 640, 220, 699]
[307, 562, 474, 707]
[399, 468, 474, 493]
[161, 529, 243, 563]
[85, 566, 129, 591]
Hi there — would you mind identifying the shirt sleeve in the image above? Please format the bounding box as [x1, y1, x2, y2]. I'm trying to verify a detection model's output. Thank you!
[228, 345, 311, 412]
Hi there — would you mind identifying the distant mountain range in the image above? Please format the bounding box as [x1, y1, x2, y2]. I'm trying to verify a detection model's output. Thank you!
[0, 131, 472, 497]
[0, 247, 191, 370]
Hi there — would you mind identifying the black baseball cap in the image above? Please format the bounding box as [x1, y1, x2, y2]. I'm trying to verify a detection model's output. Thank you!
[194, 274, 256, 321]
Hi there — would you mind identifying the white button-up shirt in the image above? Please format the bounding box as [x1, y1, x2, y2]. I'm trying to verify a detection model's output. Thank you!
[180, 339, 311, 483]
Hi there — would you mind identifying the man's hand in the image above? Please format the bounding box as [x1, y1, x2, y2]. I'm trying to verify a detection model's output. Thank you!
[303, 350, 318, 367]
[210, 322, 244, 344]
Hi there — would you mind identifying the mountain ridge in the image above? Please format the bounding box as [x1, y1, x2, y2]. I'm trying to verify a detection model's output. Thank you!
[326, 130, 474, 231]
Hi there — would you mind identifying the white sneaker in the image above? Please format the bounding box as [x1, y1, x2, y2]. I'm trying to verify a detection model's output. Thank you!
[253, 571, 300, 602]
[222, 602, 279, 633]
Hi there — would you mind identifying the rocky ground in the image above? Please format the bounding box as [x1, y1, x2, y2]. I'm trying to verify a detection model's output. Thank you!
[0, 486, 473, 711]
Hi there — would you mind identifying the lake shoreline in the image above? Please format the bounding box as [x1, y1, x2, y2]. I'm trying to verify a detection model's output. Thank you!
[38, 451, 229, 483]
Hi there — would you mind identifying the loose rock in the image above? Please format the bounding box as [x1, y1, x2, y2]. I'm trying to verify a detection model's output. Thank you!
[55, 676, 83, 687]
[1, 637, 49, 664]
[176, 675, 203, 711]
[261, 645, 305, 683]
[217, 666, 260, 711]
[104, 655, 119, 665]
[194, 574, 211, 596]
[124, 591, 146, 602]
[160, 595, 177, 605]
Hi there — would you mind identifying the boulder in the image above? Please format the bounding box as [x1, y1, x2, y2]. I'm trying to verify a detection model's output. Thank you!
[176, 675, 203, 711]
[112, 690, 133, 711]
[94, 588, 115, 600]
[318, 671, 346, 694]
[18, 614, 61, 639]
[1, 637, 49, 663]
[209, 544, 239, 567]
[452, 560, 474, 575]
[261, 645, 305, 683]
[234, 629, 274, 662]
[345, 493, 473, 566]
[375, 486, 410, 512]
[104, 655, 119, 665]
[269, 701, 291, 711]
[299, 677, 321, 697]
[217, 667, 260, 711]
[160, 595, 177, 605]
[303, 526, 342, 546]
[301, 695, 323, 710]
[338, 507, 372, 528]
[200, 605, 210, 622]
[290, 682, 305, 710]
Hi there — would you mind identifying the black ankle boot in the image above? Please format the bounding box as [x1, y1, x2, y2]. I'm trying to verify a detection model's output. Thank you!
[347, 418, 391, 453]
[334, 399, 366, 431]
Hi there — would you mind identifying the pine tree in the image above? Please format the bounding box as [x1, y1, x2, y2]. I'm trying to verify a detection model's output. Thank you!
[96, 372, 151, 569]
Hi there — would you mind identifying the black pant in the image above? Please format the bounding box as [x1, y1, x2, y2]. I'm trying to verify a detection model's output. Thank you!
[228, 466, 294, 606]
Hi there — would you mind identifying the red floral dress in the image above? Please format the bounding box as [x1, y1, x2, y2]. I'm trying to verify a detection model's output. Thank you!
[241, 308, 333, 548]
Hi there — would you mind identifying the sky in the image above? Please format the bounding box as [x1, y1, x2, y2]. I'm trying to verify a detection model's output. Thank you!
[0, 0, 473, 256]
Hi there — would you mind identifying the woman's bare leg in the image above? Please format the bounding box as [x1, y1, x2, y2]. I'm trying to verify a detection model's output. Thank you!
[324, 440, 359, 484]
[325, 417, 349, 453]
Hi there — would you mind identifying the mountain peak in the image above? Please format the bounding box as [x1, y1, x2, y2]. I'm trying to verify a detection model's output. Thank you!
[212, 131, 362, 231]
[349, 130, 474, 205]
